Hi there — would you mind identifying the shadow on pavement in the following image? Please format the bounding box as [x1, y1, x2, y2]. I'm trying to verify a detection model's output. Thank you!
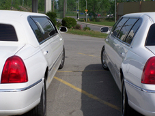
[81, 64, 121, 116]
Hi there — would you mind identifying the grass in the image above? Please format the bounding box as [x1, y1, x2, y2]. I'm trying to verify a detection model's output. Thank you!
[78, 18, 115, 27]
[67, 29, 108, 38]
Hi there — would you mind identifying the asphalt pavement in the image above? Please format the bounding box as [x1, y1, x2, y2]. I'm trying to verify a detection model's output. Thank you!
[46, 33, 121, 116]
[46, 33, 143, 116]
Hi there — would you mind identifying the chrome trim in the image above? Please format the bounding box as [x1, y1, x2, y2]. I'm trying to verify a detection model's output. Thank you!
[0, 79, 43, 92]
[124, 79, 155, 93]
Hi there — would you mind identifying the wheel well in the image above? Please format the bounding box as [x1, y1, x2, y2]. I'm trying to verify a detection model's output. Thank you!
[44, 67, 48, 81]
[120, 69, 123, 83]
[102, 45, 105, 50]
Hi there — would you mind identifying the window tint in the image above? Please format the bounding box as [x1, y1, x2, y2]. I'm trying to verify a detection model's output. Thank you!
[118, 18, 138, 41]
[28, 17, 43, 43]
[111, 18, 122, 32]
[112, 18, 129, 37]
[32, 17, 57, 39]
[0, 24, 18, 41]
[125, 19, 142, 44]
[145, 23, 155, 46]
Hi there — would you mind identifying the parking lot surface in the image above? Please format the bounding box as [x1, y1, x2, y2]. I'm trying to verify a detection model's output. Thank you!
[46, 33, 121, 116]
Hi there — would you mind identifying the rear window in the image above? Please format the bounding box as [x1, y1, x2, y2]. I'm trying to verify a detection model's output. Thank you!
[0, 24, 18, 41]
[32, 17, 57, 39]
[146, 24, 155, 46]
[125, 19, 142, 44]
[112, 18, 129, 37]
[118, 18, 138, 41]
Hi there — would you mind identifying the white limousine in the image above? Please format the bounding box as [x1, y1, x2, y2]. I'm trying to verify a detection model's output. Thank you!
[0, 10, 67, 116]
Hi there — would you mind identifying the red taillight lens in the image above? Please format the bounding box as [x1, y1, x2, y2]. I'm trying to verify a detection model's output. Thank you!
[141, 57, 155, 84]
[1, 56, 28, 83]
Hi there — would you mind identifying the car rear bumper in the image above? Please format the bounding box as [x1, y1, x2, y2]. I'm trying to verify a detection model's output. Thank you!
[0, 79, 43, 116]
[125, 79, 155, 116]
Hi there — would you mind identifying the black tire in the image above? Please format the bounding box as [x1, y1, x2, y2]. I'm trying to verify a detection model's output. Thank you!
[59, 47, 65, 69]
[101, 46, 109, 70]
[122, 80, 131, 116]
[24, 79, 46, 116]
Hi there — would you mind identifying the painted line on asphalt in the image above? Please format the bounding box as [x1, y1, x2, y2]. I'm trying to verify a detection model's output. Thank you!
[54, 76, 121, 111]
[57, 70, 104, 73]
[78, 53, 101, 58]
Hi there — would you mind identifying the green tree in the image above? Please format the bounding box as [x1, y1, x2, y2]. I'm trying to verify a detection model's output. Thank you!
[0, 0, 11, 10]
[46, 11, 57, 25]
[80, 0, 111, 19]
[67, 0, 76, 11]
[58, 0, 63, 12]
[38, 0, 44, 13]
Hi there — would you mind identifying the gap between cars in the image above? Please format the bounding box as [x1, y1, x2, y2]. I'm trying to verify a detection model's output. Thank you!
[54, 76, 121, 112]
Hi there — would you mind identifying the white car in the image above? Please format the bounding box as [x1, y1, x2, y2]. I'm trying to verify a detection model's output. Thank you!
[101, 12, 155, 116]
[0, 10, 67, 116]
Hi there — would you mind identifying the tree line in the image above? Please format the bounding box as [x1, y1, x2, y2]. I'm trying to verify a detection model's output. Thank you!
[0, 0, 44, 12]
[57, 0, 155, 18]
[0, 0, 154, 17]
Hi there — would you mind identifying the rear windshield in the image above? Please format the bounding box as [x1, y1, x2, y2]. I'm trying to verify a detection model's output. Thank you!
[0, 24, 18, 41]
[146, 24, 155, 46]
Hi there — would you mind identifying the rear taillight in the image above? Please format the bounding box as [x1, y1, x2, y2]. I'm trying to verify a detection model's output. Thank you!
[1, 56, 28, 83]
[141, 57, 155, 84]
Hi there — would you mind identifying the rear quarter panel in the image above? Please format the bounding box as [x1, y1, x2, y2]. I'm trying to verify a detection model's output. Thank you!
[16, 44, 47, 87]
[122, 15, 155, 110]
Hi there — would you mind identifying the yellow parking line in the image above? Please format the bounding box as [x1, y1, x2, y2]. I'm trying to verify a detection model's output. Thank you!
[78, 53, 100, 58]
[78, 53, 86, 55]
[89, 55, 95, 57]
[54, 76, 121, 111]
[57, 70, 104, 73]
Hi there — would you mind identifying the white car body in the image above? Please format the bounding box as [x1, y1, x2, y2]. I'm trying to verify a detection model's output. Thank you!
[101, 12, 155, 116]
[0, 10, 66, 115]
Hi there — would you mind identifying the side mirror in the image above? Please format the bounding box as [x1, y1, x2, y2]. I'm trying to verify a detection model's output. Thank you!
[59, 26, 68, 33]
[100, 27, 110, 34]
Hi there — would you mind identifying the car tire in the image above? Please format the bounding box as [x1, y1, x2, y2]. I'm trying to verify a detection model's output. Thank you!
[59, 47, 65, 69]
[101, 46, 108, 70]
[122, 80, 131, 116]
[24, 79, 46, 116]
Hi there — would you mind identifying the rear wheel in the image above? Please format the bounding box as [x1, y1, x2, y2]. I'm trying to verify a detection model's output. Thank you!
[122, 80, 131, 116]
[101, 46, 108, 70]
[59, 47, 65, 69]
[24, 79, 46, 116]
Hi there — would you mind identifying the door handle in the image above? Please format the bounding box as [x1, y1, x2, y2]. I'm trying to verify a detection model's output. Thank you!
[105, 39, 108, 42]
[120, 52, 125, 57]
[44, 51, 48, 55]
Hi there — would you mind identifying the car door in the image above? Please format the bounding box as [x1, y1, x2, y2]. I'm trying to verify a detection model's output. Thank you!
[122, 19, 142, 84]
[114, 18, 139, 88]
[105, 18, 129, 87]
[31, 17, 62, 70]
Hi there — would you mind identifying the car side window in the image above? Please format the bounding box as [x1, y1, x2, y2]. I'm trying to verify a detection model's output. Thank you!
[28, 17, 43, 43]
[32, 17, 57, 40]
[125, 19, 142, 44]
[111, 18, 122, 33]
[118, 18, 138, 41]
[0, 24, 18, 41]
[112, 18, 129, 37]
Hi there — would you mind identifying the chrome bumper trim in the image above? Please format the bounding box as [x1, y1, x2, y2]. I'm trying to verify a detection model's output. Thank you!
[0, 79, 43, 92]
[124, 79, 155, 93]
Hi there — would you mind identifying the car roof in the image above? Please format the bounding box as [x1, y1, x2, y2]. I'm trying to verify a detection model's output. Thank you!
[123, 12, 155, 22]
[0, 10, 47, 47]
[0, 10, 46, 21]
